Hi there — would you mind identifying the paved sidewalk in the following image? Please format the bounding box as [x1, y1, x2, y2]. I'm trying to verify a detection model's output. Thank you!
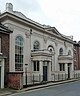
[0, 79, 79, 96]
[0, 88, 17, 96]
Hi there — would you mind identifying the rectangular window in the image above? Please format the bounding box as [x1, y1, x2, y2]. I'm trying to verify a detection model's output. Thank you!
[33, 61, 36, 71]
[33, 61, 39, 71]
[15, 54, 23, 71]
[51, 62, 52, 71]
[59, 63, 65, 71]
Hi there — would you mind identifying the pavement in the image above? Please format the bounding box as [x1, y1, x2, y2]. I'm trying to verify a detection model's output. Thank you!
[0, 78, 79, 96]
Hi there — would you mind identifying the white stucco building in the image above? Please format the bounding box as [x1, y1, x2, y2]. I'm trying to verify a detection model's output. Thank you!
[0, 3, 74, 87]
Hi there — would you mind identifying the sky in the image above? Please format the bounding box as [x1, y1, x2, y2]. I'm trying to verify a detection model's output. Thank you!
[0, 0, 80, 41]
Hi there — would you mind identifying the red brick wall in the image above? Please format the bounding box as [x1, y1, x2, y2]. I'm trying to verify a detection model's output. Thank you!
[78, 47, 80, 69]
[74, 46, 78, 70]
[8, 73, 23, 89]
[74, 44, 80, 70]
[0, 33, 10, 86]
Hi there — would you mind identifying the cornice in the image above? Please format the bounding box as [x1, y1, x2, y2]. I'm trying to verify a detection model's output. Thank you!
[0, 12, 75, 44]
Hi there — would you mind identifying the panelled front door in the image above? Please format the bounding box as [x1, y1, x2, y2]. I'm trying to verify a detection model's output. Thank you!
[43, 66, 47, 81]
[68, 64, 71, 79]
[25, 67, 27, 85]
[0, 67, 1, 88]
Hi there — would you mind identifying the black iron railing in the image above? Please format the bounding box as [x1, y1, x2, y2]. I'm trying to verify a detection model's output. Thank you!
[26, 73, 80, 85]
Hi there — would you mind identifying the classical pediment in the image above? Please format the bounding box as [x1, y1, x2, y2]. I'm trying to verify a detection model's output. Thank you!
[44, 26, 62, 37]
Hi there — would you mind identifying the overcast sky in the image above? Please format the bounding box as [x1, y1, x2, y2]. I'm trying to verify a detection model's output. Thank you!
[0, 0, 80, 41]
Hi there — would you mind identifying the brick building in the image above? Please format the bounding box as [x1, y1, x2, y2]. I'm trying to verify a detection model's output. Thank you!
[0, 23, 12, 88]
[74, 41, 80, 70]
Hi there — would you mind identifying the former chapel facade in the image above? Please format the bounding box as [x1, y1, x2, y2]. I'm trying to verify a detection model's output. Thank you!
[0, 3, 74, 89]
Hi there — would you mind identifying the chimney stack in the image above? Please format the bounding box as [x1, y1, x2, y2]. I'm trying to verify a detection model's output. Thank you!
[6, 3, 13, 12]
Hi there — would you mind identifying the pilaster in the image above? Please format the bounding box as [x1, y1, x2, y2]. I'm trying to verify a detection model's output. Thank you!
[48, 61, 51, 81]
[1, 59, 4, 88]
[39, 61, 43, 81]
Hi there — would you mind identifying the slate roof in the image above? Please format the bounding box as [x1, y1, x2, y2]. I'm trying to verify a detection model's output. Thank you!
[0, 23, 12, 34]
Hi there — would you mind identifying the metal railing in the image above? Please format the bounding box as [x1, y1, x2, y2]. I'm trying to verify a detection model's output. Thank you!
[74, 73, 80, 78]
[26, 73, 80, 85]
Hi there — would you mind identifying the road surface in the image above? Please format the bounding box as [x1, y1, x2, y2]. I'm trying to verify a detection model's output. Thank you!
[11, 80, 80, 96]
